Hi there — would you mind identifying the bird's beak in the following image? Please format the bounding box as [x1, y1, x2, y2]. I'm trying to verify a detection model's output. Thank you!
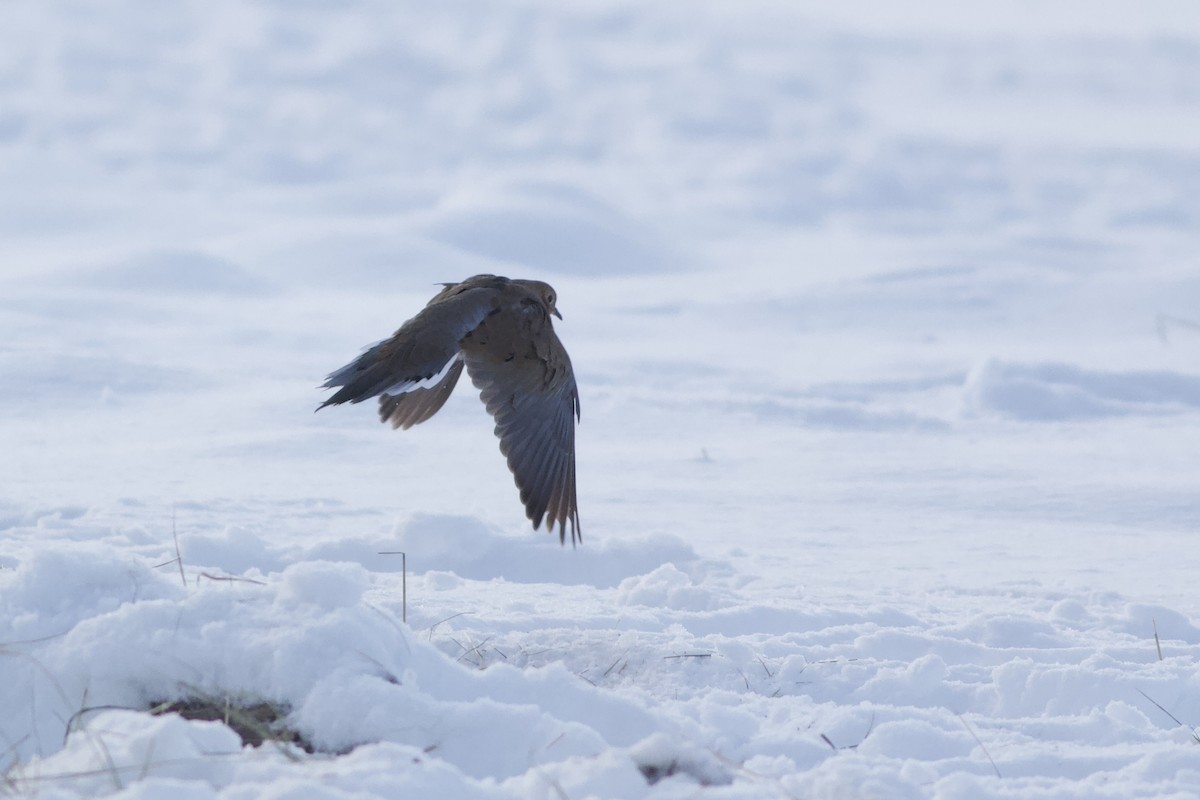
[552, 308, 563, 320]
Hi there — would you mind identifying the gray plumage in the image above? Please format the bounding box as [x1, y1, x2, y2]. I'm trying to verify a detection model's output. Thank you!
[318, 275, 581, 544]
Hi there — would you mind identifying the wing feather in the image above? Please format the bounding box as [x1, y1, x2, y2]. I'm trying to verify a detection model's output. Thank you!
[378, 355, 465, 429]
[462, 307, 580, 544]
[318, 284, 497, 409]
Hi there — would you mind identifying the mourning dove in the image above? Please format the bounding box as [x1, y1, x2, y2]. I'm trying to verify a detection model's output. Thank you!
[318, 275, 581, 544]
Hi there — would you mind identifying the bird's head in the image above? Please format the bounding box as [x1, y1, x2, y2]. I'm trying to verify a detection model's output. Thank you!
[517, 279, 563, 320]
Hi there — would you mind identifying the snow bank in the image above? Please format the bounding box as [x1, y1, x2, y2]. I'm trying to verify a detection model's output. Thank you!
[5, 517, 1200, 798]
[0, 543, 668, 796]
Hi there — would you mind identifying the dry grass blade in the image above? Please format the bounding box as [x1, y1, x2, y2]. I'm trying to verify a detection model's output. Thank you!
[0, 734, 31, 776]
[453, 636, 494, 668]
[366, 604, 412, 656]
[427, 611, 472, 640]
[956, 713, 1001, 778]
[1136, 687, 1198, 743]
[602, 651, 629, 678]
[197, 572, 267, 586]
[5, 755, 249, 787]
[172, 509, 186, 588]
[64, 705, 139, 745]
[377, 551, 407, 623]
[818, 712, 875, 752]
[0, 647, 77, 723]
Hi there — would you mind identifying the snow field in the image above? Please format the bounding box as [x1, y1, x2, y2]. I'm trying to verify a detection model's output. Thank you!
[3, 0, 1200, 797]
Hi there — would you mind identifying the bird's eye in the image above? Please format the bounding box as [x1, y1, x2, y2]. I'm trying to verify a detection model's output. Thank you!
[547, 294, 555, 305]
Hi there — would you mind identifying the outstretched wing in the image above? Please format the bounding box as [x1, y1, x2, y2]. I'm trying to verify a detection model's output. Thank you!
[318, 284, 497, 410]
[461, 301, 580, 544]
[378, 354, 465, 429]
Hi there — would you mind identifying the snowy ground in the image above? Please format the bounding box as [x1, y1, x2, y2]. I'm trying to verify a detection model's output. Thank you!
[4, 1, 1200, 797]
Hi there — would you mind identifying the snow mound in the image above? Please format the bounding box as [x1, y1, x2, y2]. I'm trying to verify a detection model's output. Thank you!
[963, 359, 1200, 420]
[0, 543, 667, 796]
[15, 711, 243, 796]
[386, 513, 700, 588]
[176, 513, 699, 588]
[617, 563, 727, 611]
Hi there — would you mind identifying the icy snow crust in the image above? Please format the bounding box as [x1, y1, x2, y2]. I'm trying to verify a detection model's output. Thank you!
[4, 1, 1200, 797]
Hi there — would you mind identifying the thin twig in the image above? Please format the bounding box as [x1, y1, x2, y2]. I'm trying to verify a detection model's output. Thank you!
[663, 653, 712, 660]
[1153, 619, 1163, 661]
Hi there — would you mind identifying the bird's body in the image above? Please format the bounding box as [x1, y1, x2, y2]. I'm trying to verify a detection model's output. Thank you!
[318, 275, 581, 544]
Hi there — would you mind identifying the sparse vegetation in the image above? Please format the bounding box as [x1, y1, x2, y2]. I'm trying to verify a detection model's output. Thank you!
[149, 694, 315, 755]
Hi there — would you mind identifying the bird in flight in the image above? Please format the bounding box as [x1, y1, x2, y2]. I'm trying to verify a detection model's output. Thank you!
[318, 274, 581, 544]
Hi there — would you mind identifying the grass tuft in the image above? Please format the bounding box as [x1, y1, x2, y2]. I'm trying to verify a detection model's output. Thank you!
[149, 693, 315, 755]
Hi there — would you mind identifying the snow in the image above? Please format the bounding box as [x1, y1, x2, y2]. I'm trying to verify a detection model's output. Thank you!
[3, 0, 1200, 797]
